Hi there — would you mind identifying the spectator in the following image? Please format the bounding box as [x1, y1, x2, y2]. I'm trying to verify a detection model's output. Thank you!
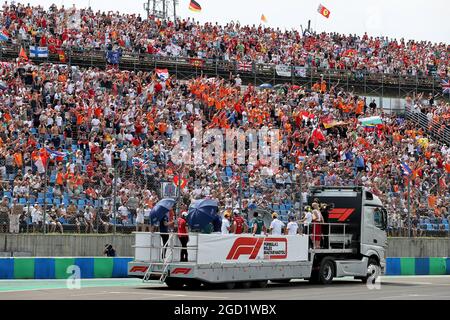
[0, 197, 10, 233]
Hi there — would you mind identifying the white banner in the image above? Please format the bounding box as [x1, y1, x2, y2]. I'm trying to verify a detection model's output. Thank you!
[294, 66, 307, 78]
[275, 65, 292, 77]
[196, 234, 308, 264]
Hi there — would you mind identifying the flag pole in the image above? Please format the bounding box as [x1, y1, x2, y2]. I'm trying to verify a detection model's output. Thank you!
[43, 157, 49, 234]
[407, 176, 411, 238]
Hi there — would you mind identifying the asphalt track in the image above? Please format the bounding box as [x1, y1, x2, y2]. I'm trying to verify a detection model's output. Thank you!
[0, 276, 449, 300]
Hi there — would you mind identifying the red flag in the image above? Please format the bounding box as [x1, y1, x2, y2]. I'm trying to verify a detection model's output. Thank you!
[19, 46, 28, 61]
[311, 128, 326, 146]
[189, 58, 204, 68]
[173, 176, 188, 189]
[57, 49, 66, 63]
[317, 4, 331, 19]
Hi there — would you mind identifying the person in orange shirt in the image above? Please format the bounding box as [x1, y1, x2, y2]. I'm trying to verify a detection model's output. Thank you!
[320, 80, 327, 93]
[158, 122, 167, 134]
[356, 100, 364, 115]
[428, 195, 437, 209]
[56, 170, 64, 186]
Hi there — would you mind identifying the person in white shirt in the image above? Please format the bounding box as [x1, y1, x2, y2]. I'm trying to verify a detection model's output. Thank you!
[118, 205, 130, 224]
[285, 216, 299, 235]
[299, 206, 313, 235]
[269, 213, 285, 235]
[221, 211, 232, 234]
[136, 206, 145, 232]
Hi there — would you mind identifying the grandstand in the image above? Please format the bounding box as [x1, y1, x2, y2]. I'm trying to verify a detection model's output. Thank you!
[0, 2, 448, 238]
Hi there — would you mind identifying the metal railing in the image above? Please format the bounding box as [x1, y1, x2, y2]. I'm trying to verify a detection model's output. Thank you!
[404, 105, 450, 146]
[0, 42, 445, 95]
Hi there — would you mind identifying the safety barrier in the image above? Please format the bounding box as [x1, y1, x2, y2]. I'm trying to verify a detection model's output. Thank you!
[0, 257, 132, 279]
[0, 257, 448, 279]
[385, 257, 450, 276]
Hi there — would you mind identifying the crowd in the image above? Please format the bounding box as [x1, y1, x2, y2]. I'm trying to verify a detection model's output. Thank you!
[1, 2, 449, 78]
[0, 2, 449, 237]
[0, 56, 449, 236]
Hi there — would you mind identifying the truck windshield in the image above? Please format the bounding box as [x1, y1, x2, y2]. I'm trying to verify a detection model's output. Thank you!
[374, 208, 388, 231]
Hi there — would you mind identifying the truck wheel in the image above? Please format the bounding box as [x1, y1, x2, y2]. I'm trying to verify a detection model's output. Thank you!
[252, 280, 268, 288]
[361, 258, 380, 284]
[318, 258, 335, 285]
[165, 278, 185, 290]
[184, 279, 202, 290]
[222, 282, 236, 290]
[237, 281, 252, 289]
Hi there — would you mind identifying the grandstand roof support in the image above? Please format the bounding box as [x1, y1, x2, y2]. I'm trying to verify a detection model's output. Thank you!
[144, 0, 178, 21]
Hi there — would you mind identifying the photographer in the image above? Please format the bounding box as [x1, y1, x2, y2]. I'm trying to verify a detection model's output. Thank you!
[103, 244, 116, 257]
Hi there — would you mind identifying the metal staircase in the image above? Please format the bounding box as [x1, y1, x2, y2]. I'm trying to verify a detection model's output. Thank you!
[142, 234, 175, 283]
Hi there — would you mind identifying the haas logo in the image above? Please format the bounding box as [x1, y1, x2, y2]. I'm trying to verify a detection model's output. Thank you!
[226, 238, 287, 260]
[328, 208, 355, 222]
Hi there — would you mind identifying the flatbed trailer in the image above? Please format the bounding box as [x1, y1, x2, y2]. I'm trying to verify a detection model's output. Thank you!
[128, 187, 387, 289]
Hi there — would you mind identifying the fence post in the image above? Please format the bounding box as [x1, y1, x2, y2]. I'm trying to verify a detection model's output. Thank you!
[112, 165, 117, 234]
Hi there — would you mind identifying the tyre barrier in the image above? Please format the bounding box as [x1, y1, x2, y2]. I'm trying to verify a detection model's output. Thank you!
[0, 257, 449, 279]
[385, 257, 450, 276]
[0, 257, 133, 279]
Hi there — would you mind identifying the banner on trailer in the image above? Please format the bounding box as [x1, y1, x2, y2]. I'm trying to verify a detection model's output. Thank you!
[196, 234, 308, 264]
[275, 65, 292, 77]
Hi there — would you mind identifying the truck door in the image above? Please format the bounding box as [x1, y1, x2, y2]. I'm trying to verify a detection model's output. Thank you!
[361, 206, 387, 256]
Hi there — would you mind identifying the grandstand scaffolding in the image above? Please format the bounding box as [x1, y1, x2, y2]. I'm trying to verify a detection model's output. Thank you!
[144, 0, 178, 21]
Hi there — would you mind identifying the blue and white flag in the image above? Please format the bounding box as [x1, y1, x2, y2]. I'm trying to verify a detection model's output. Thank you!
[46, 148, 67, 159]
[106, 50, 122, 64]
[401, 161, 413, 176]
[29, 46, 49, 58]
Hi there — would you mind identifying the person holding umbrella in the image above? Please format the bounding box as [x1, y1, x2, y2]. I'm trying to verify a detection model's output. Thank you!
[177, 211, 189, 262]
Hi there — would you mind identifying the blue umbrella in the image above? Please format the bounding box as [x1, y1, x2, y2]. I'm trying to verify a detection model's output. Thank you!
[150, 198, 176, 225]
[259, 83, 273, 89]
[187, 199, 219, 232]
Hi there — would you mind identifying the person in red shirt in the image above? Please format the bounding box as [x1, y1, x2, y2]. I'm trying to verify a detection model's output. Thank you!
[232, 209, 248, 234]
[177, 212, 189, 262]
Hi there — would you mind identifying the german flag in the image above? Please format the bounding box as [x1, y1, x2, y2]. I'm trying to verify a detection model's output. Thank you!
[189, 0, 202, 12]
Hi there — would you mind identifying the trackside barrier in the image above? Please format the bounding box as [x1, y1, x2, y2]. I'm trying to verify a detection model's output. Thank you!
[0, 257, 448, 279]
[385, 257, 450, 276]
[0, 257, 132, 279]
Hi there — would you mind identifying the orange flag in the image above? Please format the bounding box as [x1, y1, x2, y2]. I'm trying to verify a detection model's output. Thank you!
[19, 46, 28, 61]
[317, 4, 331, 19]
[261, 14, 267, 23]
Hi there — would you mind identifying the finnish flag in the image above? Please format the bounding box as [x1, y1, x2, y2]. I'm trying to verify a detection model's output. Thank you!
[29, 46, 49, 58]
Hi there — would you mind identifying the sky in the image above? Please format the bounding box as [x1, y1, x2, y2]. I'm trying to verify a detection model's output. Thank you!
[7, 0, 450, 43]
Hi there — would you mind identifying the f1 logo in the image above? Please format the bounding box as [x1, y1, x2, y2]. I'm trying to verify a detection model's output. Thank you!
[171, 268, 191, 275]
[226, 238, 264, 260]
[328, 208, 355, 222]
[129, 266, 149, 273]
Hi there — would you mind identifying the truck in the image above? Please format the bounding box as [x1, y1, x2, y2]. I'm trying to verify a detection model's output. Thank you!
[128, 186, 388, 289]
